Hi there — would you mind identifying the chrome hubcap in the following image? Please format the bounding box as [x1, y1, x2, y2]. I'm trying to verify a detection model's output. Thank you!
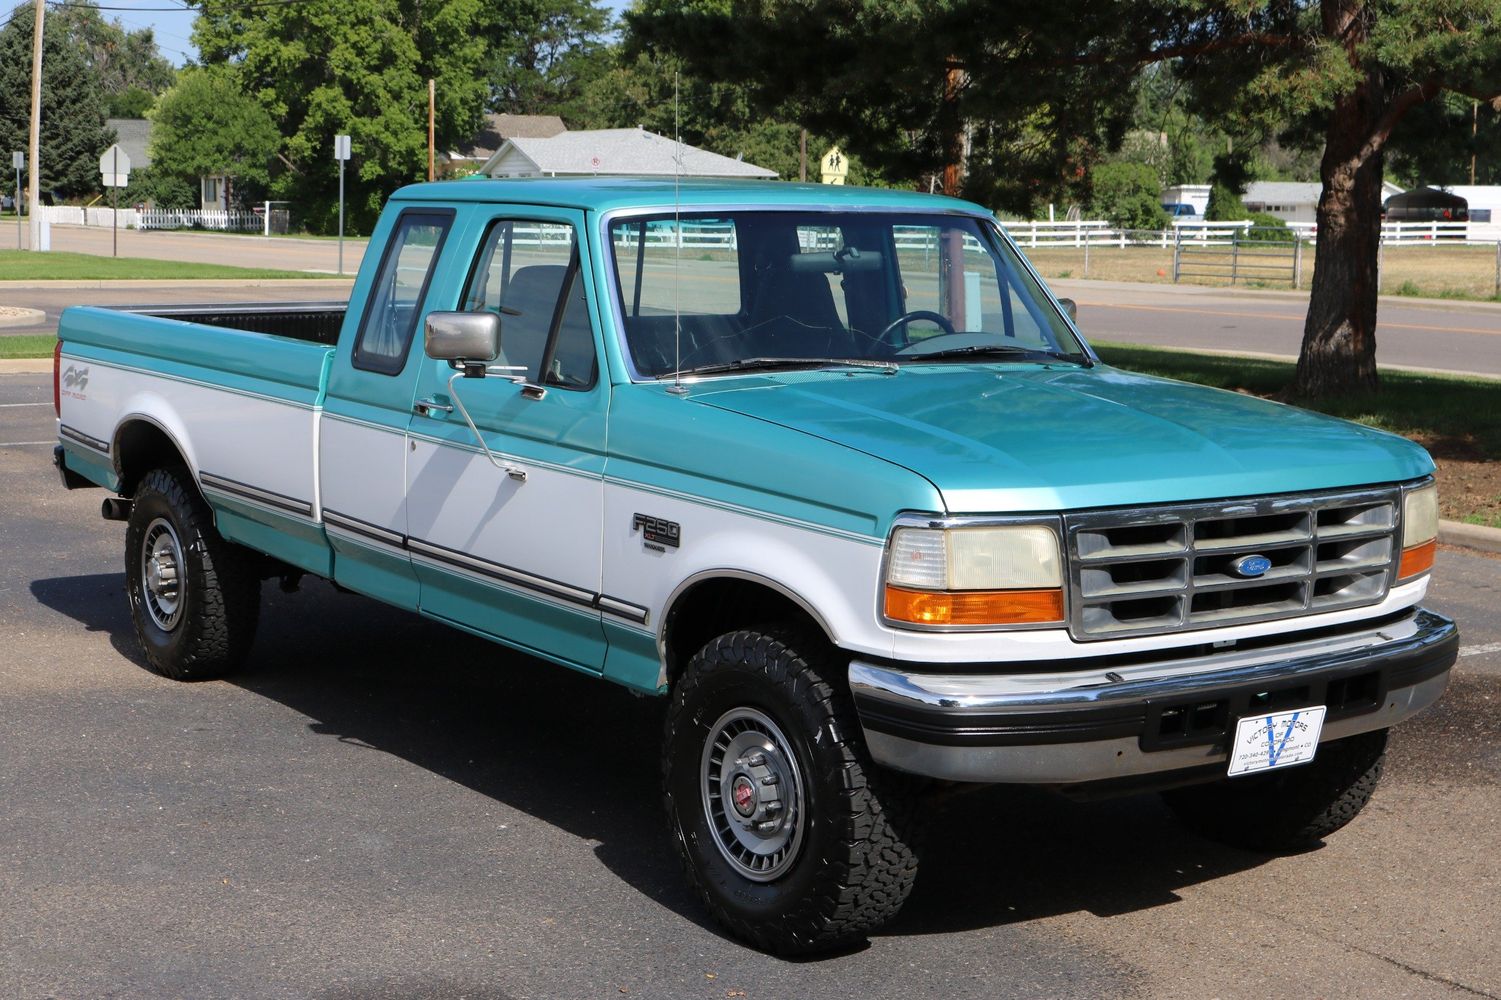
[701, 707, 805, 882]
[140, 517, 185, 631]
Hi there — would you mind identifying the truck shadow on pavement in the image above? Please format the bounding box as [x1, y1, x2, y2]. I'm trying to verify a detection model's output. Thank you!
[33, 572, 1280, 949]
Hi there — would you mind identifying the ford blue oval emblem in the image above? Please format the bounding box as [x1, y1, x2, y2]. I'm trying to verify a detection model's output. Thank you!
[1232, 554, 1273, 578]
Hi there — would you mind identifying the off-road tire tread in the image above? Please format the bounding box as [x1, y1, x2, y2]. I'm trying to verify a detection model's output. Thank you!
[1162, 729, 1388, 852]
[126, 466, 259, 680]
[662, 626, 924, 955]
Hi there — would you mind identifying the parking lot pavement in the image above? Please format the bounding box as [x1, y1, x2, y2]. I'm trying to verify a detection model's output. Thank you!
[4, 371, 1499, 999]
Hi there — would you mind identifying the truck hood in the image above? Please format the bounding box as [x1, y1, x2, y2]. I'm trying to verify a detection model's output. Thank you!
[686, 365, 1433, 512]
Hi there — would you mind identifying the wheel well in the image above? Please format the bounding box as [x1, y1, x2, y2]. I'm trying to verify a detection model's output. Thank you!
[662, 577, 833, 687]
[114, 420, 191, 498]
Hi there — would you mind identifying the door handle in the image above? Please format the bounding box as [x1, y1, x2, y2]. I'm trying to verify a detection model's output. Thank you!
[413, 397, 453, 418]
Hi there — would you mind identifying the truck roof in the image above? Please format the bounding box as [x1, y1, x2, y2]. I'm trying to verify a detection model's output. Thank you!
[389, 176, 989, 217]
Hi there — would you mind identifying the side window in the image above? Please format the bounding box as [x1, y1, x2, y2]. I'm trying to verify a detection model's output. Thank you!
[353, 211, 453, 375]
[462, 220, 597, 390]
[892, 224, 1051, 347]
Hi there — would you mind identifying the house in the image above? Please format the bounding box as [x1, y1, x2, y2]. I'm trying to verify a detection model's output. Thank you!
[446, 113, 568, 174]
[478, 126, 778, 180]
[103, 118, 227, 211]
[106, 117, 152, 173]
[1243, 180, 1405, 224]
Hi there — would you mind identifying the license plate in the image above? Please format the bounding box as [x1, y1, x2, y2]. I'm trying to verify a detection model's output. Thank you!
[1227, 706, 1327, 777]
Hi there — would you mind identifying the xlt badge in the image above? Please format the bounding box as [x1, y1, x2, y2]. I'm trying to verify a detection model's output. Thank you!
[633, 513, 681, 550]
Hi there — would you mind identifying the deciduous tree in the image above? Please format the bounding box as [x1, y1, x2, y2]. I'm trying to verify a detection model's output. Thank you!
[192, 0, 491, 231]
[632, 1, 1501, 398]
[150, 66, 280, 208]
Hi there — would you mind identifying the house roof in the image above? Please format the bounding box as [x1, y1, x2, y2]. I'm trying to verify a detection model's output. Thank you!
[105, 118, 152, 170]
[1245, 180, 1404, 204]
[479, 128, 777, 180]
[450, 113, 567, 160]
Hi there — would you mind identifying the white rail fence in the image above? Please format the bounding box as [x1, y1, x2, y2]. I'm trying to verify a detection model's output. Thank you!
[999, 218, 1501, 247]
[36, 206, 274, 232]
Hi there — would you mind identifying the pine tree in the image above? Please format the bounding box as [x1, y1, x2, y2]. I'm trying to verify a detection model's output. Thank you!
[0, 2, 114, 201]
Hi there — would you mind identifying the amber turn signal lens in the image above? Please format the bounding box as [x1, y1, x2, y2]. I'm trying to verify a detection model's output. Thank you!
[1398, 538, 1436, 580]
[884, 586, 1064, 626]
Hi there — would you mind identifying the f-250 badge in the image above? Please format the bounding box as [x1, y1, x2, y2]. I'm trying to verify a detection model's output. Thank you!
[632, 513, 681, 551]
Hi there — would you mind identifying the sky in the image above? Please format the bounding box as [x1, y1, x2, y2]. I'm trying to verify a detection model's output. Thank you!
[51, 0, 632, 67]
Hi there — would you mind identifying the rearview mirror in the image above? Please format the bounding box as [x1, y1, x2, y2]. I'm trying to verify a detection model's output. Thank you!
[1057, 298, 1077, 323]
[425, 312, 501, 369]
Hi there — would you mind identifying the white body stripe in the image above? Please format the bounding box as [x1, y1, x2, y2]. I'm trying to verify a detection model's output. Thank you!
[60, 355, 316, 505]
[321, 414, 408, 537]
[602, 482, 891, 657]
[406, 436, 603, 596]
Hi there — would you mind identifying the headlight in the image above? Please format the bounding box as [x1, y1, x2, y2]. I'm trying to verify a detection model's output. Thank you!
[1398, 483, 1438, 580]
[884, 523, 1064, 628]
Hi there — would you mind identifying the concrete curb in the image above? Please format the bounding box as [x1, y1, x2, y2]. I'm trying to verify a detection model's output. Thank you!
[0, 358, 52, 373]
[0, 278, 353, 290]
[0, 308, 45, 328]
[1439, 519, 1501, 555]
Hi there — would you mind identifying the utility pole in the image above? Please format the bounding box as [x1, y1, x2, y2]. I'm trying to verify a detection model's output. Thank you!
[799, 129, 807, 183]
[27, 0, 45, 252]
[1472, 101, 1479, 187]
[427, 79, 436, 182]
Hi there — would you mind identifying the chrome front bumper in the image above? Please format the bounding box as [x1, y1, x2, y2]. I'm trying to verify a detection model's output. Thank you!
[849, 608, 1457, 785]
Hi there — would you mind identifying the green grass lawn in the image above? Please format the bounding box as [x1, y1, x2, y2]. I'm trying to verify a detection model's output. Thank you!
[1092, 341, 1501, 459]
[0, 334, 56, 359]
[0, 249, 317, 281]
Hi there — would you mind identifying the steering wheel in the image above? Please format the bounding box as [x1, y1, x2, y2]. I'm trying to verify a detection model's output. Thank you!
[877, 309, 956, 344]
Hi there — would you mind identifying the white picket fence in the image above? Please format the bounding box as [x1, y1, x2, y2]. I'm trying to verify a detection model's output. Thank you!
[998, 217, 1501, 248]
[135, 209, 264, 232]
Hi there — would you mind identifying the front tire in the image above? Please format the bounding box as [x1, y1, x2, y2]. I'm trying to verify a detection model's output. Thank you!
[124, 467, 260, 680]
[662, 627, 922, 955]
[1162, 728, 1388, 852]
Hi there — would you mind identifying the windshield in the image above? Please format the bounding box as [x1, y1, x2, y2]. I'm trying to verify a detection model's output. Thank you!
[608, 210, 1086, 378]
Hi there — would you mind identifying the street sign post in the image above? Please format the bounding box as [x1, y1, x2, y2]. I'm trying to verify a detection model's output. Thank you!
[334, 134, 351, 275]
[11, 151, 22, 248]
[99, 144, 132, 258]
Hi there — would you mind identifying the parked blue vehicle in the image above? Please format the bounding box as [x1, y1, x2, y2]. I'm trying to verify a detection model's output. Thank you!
[54, 178, 1456, 954]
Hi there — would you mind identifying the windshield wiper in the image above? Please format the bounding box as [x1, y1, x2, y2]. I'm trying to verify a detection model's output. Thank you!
[658, 357, 898, 378]
[902, 345, 1092, 367]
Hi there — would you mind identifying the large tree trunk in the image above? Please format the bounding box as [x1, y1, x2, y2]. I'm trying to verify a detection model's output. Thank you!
[1291, 88, 1387, 398]
[1291, 0, 1393, 399]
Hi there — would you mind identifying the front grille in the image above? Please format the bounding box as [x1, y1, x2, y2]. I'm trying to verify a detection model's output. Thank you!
[1064, 488, 1399, 641]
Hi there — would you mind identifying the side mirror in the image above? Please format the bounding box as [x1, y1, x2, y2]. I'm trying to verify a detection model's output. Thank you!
[1057, 297, 1078, 323]
[425, 312, 501, 374]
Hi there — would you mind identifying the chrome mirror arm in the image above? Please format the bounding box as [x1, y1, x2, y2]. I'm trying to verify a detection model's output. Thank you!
[445, 370, 528, 482]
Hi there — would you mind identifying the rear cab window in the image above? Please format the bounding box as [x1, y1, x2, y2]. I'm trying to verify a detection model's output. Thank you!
[352, 210, 454, 375]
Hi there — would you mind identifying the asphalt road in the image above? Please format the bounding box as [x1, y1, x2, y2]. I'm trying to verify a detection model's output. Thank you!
[1, 223, 368, 274]
[3, 371, 1500, 999]
[0, 280, 354, 338]
[1055, 279, 1501, 379]
[4, 221, 1499, 381]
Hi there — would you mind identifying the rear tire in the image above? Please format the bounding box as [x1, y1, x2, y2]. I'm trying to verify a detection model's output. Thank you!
[662, 626, 923, 955]
[1162, 728, 1388, 852]
[124, 467, 260, 680]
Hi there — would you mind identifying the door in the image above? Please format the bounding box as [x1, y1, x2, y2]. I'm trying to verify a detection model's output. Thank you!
[321, 207, 455, 608]
[404, 210, 609, 671]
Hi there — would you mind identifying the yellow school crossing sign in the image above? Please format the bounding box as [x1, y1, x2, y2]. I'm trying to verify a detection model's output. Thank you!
[820, 147, 848, 185]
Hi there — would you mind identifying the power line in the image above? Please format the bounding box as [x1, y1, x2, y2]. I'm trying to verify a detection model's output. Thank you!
[46, 0, 319, 10]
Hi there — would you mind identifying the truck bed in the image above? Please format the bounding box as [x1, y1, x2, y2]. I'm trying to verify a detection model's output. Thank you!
[120, 302, 348, 346]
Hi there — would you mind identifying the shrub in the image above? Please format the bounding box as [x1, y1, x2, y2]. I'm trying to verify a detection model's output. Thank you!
[1089, 161, 1170, 231]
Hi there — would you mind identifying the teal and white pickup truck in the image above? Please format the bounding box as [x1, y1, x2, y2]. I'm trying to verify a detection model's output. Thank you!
[54, 178, 1458, 953]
